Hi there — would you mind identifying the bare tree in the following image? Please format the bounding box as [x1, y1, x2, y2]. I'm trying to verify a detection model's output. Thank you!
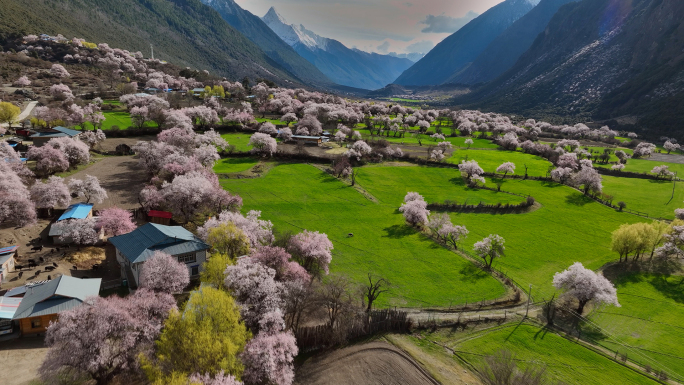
[476, 350, 549, 385]
[317, 275, 353, 330]
[362, 273, 391, 312]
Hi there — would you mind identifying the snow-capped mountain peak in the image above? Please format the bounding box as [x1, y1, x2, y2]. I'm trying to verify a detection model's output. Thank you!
[262, 7, 328, 50]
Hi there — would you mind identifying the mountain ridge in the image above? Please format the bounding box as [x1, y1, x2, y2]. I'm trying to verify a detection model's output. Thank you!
[261, 7, 414, 90]
[394, 0, 539, 86]
[199, 0, 333, 87]
[458, 0, 684, 138]
[0, 0, 304, 85]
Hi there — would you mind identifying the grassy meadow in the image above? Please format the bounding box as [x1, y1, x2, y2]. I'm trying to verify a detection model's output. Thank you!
[213, 157, 259, 174]
[221, 163, 509, 307]
[425, 322, 660, 385]
[587, 269, 684, 382]
[447, 149, 553, 177]
[357, 170, 646, 299]
[601, 175, 683, 219]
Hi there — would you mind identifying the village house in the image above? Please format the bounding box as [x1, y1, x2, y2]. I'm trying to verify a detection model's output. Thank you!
[30, 126, 81, 147]
[11, 276, 101, 335]
[48, 203, 95, 244]
[109, 223, 210, 288]
[0, 246, 18, 284]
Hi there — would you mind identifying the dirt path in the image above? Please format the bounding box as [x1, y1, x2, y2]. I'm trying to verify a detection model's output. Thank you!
[402, 303, 540, 324]
[64, 156, 147, 210]
[295, 341, 440, 385]
[0, 336, 48, 385]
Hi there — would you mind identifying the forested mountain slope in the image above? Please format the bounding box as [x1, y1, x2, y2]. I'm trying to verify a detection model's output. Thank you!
[394, 0, 539, 86]
[0, 0, 303, 85]
[450, 0, 579, 85]
[460, 0, 684, 137]
[200, 0, 333, 87]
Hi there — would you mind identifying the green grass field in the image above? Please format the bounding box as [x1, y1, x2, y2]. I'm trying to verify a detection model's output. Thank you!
[221, 164, 509, 307]
[213, 157, 259, 173]
[220, 132, 254, 152]
[601, 175, 682, 219]
[427, 179, 645, 299]
[256, 117, 287, 125]
[447, 149, 553, 177]
[596, 157, 684, 176]
[428, 323, 659, 385]
[356, 129, 498, 149]
[78, 110, 157, 130]
[588, 270, 684, 382]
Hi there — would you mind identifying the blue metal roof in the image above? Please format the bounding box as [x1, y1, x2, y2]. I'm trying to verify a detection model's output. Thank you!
[109, 223, 210, 264]
[30, 132, 69, 138]
[4, 286, 26, 297]
[58, 203, 93, 221]
[52, 126, 81, 136]
[291, 135, 323, 140]
[12, 276, 101, 319]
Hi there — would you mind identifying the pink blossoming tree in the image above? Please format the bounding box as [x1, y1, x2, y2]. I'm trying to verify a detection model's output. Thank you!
[287, 230, 334, 278]
[97, 206, 136, 236]
[68, 175, 108, 204]
[39, 289, 176, 385]
[30, 176, 71, 209]
[139, 250, 190, 294]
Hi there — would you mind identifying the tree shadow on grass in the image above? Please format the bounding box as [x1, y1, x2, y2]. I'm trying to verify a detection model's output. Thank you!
[603, 259, 683, 287]
[540, 180, 563, 188]
[382, 224, 416, 239]
[649, 275, 684, 304]
[316, 172, 340, 183]
[565, 192, 593, 206]
[647, 179, 671, 185]
[458, 263, 490, 283]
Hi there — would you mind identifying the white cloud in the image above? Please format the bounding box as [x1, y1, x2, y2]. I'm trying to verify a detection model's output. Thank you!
[376, 41, 391, 53]
[420, 11, 479, 33]
[405, 40, 435, 53]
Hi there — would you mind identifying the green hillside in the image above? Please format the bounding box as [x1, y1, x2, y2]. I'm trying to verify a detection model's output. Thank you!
[0, 0, 301, 84]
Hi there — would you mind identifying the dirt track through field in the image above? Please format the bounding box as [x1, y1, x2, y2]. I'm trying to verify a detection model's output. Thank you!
[295, 341, 440, 385]
[65, 156, 147, 210]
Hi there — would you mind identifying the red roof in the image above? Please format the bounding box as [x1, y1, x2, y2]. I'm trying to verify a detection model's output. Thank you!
[148, 210, 173, 219]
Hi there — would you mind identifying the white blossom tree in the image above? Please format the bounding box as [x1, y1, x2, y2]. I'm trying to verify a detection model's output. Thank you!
[553, 262, 620, 314]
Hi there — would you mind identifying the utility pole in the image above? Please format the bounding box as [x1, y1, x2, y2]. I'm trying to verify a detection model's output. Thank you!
[150, 44, 154, 61]
[525, 284, 532, 318]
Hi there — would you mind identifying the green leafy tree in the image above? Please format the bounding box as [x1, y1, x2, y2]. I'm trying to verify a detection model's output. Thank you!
[200, 253, 232, 288]
[207, 223, 251, 259]
[0, 102, 21, 126]
[144, 286, 250, 380]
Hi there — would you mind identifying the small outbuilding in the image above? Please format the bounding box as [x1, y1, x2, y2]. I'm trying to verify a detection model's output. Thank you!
[291, 135, 325, 146]
[30, 126, 81, 147]
[49, 203, 95, 244]
[147, 210, 173, 226]
[12, 276, 101, 335]
[0, 246, 18, 284]
[0, 296, 22, 336]
[109, 223, 210, 287]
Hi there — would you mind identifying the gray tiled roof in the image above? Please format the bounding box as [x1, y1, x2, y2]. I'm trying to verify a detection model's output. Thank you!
[12, 276, 101, 319]
[109, 223, 210, 264]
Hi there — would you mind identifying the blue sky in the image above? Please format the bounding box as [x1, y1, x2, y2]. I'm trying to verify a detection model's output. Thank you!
[236, 0, 504, 54]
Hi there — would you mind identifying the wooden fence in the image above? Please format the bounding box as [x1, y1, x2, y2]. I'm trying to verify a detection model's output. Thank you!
[295, 309, 410, 350]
